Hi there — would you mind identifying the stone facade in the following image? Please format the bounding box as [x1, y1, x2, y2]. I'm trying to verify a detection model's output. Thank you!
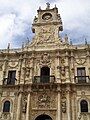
[0, 3, 90, 120]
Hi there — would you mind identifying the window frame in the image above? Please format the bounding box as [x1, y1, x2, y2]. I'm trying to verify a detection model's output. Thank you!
[3, 100, 10, 113]
[80, 100, 88, 113]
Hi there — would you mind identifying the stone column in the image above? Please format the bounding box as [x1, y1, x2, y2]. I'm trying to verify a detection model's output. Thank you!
[66, 86, 71, 120]
[57, 85, 61, 120]
[16, 91, 22, 120]
[26, 92, 31, 120]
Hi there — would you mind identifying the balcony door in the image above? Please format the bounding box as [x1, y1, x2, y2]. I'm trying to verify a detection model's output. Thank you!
[40, 67, 50, 83]
[77, 67, 86, 83]
[7, 70, 16, 85]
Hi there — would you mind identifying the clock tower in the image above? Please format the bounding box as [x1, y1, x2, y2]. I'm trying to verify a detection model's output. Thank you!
[32, 3, 63, 46]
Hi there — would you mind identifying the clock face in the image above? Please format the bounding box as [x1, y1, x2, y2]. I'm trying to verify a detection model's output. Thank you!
[42, 13, 52, 20]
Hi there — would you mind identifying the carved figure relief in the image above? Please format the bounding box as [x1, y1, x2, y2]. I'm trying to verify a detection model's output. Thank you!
[38, 93, 50, 108]
[60, 66, 65, 76]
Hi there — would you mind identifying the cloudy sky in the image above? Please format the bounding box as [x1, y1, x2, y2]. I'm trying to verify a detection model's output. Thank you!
[0, 0, 90, 49]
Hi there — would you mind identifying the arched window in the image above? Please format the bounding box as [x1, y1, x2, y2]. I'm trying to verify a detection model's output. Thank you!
[80, 100, 88, 112]
[3, 101, 10, 112]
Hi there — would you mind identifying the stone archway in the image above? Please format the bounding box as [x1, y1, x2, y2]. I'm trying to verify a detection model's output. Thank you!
[35, 114, 52, 120]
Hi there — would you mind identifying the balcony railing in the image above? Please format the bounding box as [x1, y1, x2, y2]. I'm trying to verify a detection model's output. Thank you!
[75, 76, 90, 84]
[3, 78, 17, 85]
[33, 76, 55, 84]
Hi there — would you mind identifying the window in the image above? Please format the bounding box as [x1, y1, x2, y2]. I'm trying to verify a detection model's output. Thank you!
[77, 67, 86, 82]
[7, 70, 16, 85]
[80, 100, 88, 112]
[3, 101, 10, 112]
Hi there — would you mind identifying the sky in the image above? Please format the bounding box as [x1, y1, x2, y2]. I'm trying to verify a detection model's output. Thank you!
[0, 0, 90, 49]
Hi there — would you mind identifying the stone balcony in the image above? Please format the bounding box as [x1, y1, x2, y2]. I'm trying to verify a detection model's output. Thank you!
[74, 76, 90, 84]
[33, 75, 55, 84]
[3, 78, 17, 86]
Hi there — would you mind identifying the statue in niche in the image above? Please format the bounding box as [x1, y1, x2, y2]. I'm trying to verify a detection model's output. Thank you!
[26, 68, 30, 78]
[60, 66, 65, 76]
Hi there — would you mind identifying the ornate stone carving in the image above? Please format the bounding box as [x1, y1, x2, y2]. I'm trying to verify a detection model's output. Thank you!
[0, 62, 3, 71]
[78, 113, 88, 120]
[61, 97, 66, 113]
[38, 93, 50, 108]
[37, 26, 55, 44]
[40, 53, 50, 66]
[60, 66, 65, 76]
[0, 113, 11, 120]
[61, 89, 66, 113]
[22, 96, 27, 113]
[8, 61, 18, 68]
[75, 58, 86, 65]
[25, 67, 30, 78]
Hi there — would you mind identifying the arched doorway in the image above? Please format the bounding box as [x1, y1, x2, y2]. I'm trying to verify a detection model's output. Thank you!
[40, 67, 50, 83]
[35, 114, 52, 120]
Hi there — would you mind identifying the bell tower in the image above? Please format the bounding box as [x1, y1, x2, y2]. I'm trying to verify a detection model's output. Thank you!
[32, 3, 63, 45]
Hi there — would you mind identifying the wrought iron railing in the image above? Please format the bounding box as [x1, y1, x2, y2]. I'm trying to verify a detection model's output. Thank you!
[33, 76, 55, 84]
[74, 76, 90, 84]
[3, 78, 17, 85]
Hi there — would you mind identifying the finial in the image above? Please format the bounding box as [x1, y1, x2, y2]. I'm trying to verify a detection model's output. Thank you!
[22, 42, 24, 49]
[64, 34, 69, 44]
[46, 2, 50, 9]
[55, 4, 57, 8]
[7, 43, 10, 50]
[39, 6, 41, 10]
[85, 38, 87, 45]
[70, 39, 72, 45]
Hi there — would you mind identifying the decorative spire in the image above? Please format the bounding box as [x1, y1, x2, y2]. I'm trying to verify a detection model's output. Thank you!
[46, 2, 50, 9]
[39, 6, 41, 10]
[55, 4, 57, 8]
[85, 38, 87, 45]
[7, 43, 10, 49]
[7, 43, 10, 52]
[64, 34, 69, 44]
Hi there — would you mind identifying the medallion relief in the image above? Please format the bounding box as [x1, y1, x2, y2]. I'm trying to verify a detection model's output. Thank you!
[8, 61, 18, 68]
[75, 58, 86, 65]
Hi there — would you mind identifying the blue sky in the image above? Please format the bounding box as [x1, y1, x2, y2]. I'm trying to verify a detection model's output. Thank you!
[0, 0, 90, 49]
